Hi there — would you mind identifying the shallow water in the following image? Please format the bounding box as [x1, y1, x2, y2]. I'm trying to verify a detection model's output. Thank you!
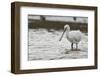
[28, 29, 88, 60]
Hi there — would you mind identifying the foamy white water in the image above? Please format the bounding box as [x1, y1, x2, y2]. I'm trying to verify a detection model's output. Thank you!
[28, 29, 88, 60]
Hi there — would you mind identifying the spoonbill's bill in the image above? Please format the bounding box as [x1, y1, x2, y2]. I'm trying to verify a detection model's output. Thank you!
[59, 24, 82, 50]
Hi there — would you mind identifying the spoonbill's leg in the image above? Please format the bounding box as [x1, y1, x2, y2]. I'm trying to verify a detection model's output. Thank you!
[71, 43, 73, 50]
[76, 43, 78, 50]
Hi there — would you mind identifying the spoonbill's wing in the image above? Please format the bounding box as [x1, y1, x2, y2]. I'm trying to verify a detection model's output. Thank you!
[67, 31, 82, 43]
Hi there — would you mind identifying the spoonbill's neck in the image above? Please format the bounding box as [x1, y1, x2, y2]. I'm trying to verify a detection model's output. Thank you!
[66, 30, 69, 36]
[64, 25, 70, 35]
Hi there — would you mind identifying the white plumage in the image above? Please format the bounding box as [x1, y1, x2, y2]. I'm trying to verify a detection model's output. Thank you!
[67, 31, 82, 43]
[59, 24, 82, 50]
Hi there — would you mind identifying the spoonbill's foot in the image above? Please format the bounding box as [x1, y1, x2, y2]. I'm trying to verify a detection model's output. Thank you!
[76, 49, 81, 51]
[71, 48, 74, 51]
[71, 48, 80, 51]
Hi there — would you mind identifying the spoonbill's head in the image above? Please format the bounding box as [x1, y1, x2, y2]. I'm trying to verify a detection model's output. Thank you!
[59, 24, 70, 41]
[64, 24, 70, 31]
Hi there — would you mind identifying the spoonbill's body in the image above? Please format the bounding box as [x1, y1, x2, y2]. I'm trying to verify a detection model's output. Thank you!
[59, 24, 82, 50]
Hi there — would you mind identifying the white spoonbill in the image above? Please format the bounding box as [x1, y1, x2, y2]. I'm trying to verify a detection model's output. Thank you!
[59, 24, 82, 50]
